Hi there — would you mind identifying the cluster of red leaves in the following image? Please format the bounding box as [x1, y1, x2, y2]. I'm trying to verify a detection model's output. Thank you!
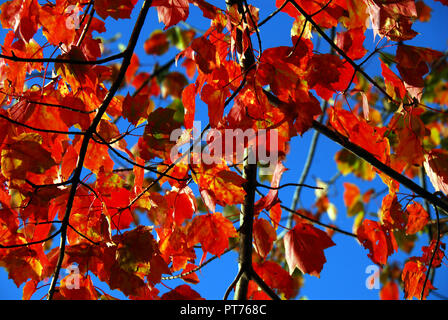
[401, 240, 446, 300]
[0, 0, 447, 301]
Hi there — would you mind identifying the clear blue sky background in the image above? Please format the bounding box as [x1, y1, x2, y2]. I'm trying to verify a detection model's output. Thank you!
[1, 0, 448, 300]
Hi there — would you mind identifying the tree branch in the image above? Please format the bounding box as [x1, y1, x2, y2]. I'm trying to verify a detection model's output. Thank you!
[310, 120, 448, 214]
[0, 51, 125, 65]
[226, 0, 260, 301]
[0, 112, 85, 135]
[0, 229, 62, 249]
[257, 182, 322, 191]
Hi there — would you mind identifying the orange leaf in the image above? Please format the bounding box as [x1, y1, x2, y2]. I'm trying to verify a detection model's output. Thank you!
[168, 186, 197, 225]
[1, 133, 57, 181]
[39, 2, 77, 46]
[144, 30, 170, 55]
[380, 59, 407, 100]
[336, 28, 367, 60]
[405, 202, 429, 235]
[306, 54, 355, 100]
[365, 0, 418, 41]
[95, 0, 138, 20]
[200, 83, 228, 127]
[356, 219, 397, 265]
[0, 0, 39, 42]
[252, 261, 298, 299]
[122, 93, 153, 126]
[254, 161, 287, 213]
[269, 203, 282, 230]
[416, 1, 431, 22]
[152, 0, 190, 29]
[402, 260, 434, 300]
[180, 264, 200, 284]
[68, 211, 111, 245]
[22, 280, 38, 300]
[419, 240, 446, 268]
[275, 0, 344, 28]
[181, 83, 197, 129]
[74, 136, 114, 174]
[380, 193, 406, 231]
[343, 182, 360, 208]
[0, 247, 43, 287]
[193, 162, 247, 210]
[329, 107, 390, 165]
[380, 280, 399, 300]
[187, 212, 238, 256]
[158, 226, 196, 272]
[253, 218, 277, 259]
[283, 223, 335, 277]
[161, 284, 203, 300]
[59, 274, 98, 300]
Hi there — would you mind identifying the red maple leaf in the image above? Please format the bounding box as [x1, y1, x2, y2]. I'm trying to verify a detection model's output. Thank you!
[152, 0, 190, 29]
[356, 219, 397, 265]
[402, 260, 434, 300]
[161, 284, 204, 300]
[95, 0, 138, 20]
[380, 280, 399, 300]
[253, 218, 277, 259]
[405, 202, 429, 235]
[187, 212, 238, 257]
[283, 223, 335, 277]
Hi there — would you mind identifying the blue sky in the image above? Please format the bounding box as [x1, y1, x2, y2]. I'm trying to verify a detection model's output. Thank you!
[1, 0, 448, 300]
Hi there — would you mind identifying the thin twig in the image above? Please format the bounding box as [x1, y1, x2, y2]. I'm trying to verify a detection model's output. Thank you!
[76, 6, 96, 47]
[0, 112, 85, 135]
[0, 51, 125, 65]
[67, 224, 100, 245]
[162, 246, 236, 281]
[257, 182, 322, 191]
[0, 229, 62, 249]
[223, 268, 244, 300]
[257, 0, 288, 29]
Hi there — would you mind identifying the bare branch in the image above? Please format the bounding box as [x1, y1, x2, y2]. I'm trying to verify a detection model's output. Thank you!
[0, 51, 125, 65]
[257, 182, 322, 191]
[311, 120, 448, 215]
[0, 229, 61, 249]
[0, 112, 86, 135]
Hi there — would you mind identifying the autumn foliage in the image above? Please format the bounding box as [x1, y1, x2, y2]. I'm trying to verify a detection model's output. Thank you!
[0, 0, 447, 301]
